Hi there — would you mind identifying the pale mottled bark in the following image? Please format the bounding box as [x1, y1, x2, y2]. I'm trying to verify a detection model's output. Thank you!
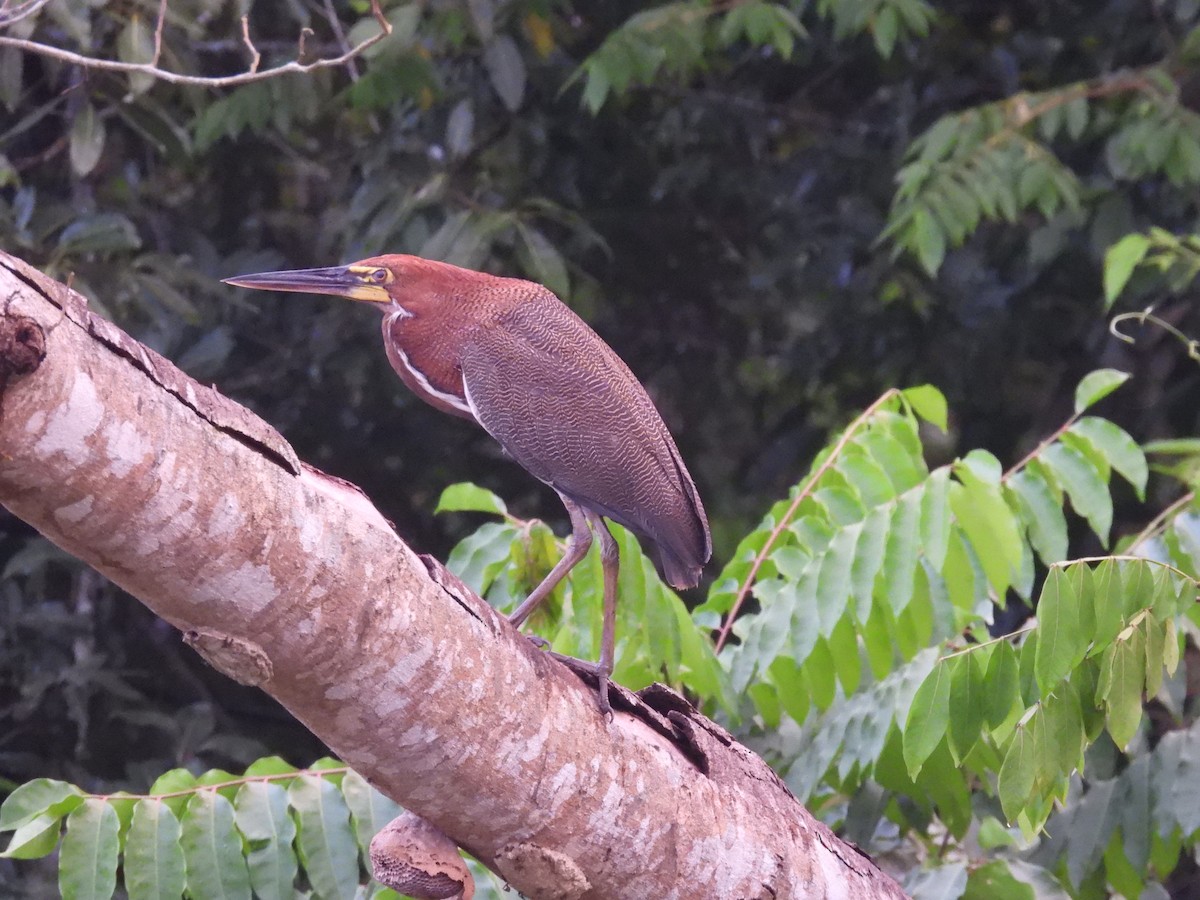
[0, 251, 906, 900]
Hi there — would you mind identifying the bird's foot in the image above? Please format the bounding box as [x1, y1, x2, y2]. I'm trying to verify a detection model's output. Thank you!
[521, 638, 613, 719]
[544, 652, 614, 720]
[524, 633, 551, 651]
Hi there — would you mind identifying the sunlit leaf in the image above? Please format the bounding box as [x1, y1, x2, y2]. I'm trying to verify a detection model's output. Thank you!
[435, 482, 508, 517]
[1103, 234, 1151, 307]
[125, 800, 185, 900]
[289, 775, 359, 900]
[59, 800, 119, 900]
[1073, 369, 1130, 414]
[234, 781, 297, 900]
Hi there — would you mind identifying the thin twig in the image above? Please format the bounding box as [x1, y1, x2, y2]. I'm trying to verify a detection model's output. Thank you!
[0, 0, 53, 28]
[1056, 553, 1200, 585]
[713, 389, 901, 653]
[939, 622, 1036, 661]
[1110, 306, 1200, 362]
[1001, 411, 1082, 484]
[297, 27, 315, 63]
[151, 0, 168, 66]
[321, 0, 359, 80]
[1124, 490, 1196, 553]
[0, 0, 392, 89]
[240, 15, 261, 74]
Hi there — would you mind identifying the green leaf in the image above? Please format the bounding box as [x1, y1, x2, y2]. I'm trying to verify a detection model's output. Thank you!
[446, 521, 520, 596]
[873, 6, 899, 58]
[342, 770, 402, 860]
[1090, 559, 1127, 652]
[59, 799, 120, 900]
[851, 506, 889, 620]
[1, 813, 61, 859]
[902, 384, 948, 432]
[964, 860, 1043, 899]
[69, 103, 106, 177]
[1099, 628, 1145, 750]
[1073, 369, 1130, 414]
[816, 523, 857, 633]
[116, 15, 156, 96]
[243, 757, 298, 779]
[234, 781, 297, 900]
[985, 641, 1021, 729]
[434, 482, 508, 516]
[920, 468, 952, 570]
[289, 775, 359, 900]
[904, 659, 951, 777]
[0, 778, 85, 831]
[1035, 567, 1083, 693]
[1144, 611, 1165, 698]
[950, 459, 1023, 596]
[125, 799, 186, 900]
[149, 770, 197, 819]
[483, 35, 526, 111]
[1103, 234, 1151, 306]
[1041, 443, 1112, 545]
[1068, 417, 1148, 500]
[948, 652, 986, 762]
[517, 222, 571, 299]
[828, 614, 861, 695]
[881, 488, 922, 612]
[1008, 469, 1068, 565]
[998, 713, 1039, 822]
[912, 206, 947, 275]
[180, 791, 252, 900]
[837, 450, 896, 509]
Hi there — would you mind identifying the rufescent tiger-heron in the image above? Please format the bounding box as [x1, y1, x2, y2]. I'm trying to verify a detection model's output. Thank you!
[224, 255, 711, 716]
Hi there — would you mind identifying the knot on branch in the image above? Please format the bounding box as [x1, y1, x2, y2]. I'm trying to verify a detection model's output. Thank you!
[0, 314, 46, 386]
[183, 628, 273, 686]
[494, 841, 590, 900]
[369, 812, 474, 900]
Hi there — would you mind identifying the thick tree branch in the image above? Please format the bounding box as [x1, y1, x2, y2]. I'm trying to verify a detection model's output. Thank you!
[0, 251, 905, 899]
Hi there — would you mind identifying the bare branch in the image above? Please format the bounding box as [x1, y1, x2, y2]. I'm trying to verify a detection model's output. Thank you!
[0, 0, 392, 89]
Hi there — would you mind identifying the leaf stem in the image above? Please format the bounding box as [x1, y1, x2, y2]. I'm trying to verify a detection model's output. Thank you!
[1124, 490, 1196, 552]
[90, 766, 350, 802]
[713, 389, 900, 653]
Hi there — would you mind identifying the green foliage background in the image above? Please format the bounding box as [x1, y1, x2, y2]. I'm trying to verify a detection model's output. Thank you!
[5, 0, 1200, 896]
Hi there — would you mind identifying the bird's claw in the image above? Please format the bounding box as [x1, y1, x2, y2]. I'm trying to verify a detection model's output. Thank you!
[524, 633, 551, 651]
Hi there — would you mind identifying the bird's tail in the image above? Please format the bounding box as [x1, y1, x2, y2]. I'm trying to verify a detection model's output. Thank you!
[656, 543, 705, 591]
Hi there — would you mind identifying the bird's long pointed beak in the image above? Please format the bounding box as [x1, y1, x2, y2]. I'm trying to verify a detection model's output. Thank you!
[222, 266, 391, 304]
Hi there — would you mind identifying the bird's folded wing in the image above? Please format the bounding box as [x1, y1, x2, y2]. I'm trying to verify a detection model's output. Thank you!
[458, 301, 709, 575]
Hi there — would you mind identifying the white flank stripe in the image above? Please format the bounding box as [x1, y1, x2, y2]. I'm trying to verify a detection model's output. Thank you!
[395, 346, 473, 416]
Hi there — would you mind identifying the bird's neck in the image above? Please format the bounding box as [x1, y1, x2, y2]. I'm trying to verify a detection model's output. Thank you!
[381, 306, 477, 420]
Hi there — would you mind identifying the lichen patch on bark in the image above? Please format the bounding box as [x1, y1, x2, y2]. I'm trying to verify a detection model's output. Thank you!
[35, 373, 102, 462]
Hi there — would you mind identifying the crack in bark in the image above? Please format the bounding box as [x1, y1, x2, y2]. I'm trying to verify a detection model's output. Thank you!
[419, 554, 486, 625]
[0, 253, 302, 476]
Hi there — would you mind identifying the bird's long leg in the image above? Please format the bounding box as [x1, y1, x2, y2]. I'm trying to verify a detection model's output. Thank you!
[509, 494, 592, 628]
[582, 509, 619, 719]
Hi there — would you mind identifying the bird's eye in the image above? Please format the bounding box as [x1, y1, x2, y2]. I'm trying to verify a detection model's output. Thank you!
[370, 269, 389, 284]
